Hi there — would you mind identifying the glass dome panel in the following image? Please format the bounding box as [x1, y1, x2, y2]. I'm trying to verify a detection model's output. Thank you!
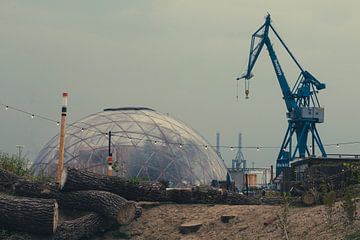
[32, 107, 228, 187]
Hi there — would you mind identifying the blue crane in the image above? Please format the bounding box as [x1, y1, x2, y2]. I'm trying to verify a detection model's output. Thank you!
[237, 14, 327, 177]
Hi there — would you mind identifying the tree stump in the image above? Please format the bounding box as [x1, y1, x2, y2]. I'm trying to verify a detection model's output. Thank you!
[0, 193, 58, 235]
[220, 215, 236, 223]
[302, 190, 318, 206]
[179, 221, 202, 234]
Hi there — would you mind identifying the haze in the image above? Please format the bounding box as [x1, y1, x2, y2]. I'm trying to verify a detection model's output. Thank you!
[1, 1, 359, 167]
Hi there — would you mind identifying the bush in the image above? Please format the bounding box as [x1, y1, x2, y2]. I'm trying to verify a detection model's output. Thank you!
[0, 151, 30, 177]
[323, 190, 336, 226]
[342, 188, 357, 224]
[129, 176, 150, 184]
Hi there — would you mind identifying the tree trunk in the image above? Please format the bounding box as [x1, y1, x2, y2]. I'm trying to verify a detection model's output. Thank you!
[12, 181, 141, 224]
[0, 193, 58, 235]
[165, 187, 260, 205]
[57, 190, 141, 224]
[221, 191, 260, 205]
[60, 168, 168, 201]
[52, 213, 114, 240]
[0, 167, 23, 192]
[165, 188, 193, 203]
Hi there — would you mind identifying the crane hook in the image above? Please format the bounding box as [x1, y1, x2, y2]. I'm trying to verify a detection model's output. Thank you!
[245, 79, 250, 99]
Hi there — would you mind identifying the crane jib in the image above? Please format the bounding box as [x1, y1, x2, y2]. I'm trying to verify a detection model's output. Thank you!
[273, 59, 282, 76]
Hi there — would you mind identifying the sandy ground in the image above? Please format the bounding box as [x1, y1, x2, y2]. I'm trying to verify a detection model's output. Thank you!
[101, 202, 360, 240]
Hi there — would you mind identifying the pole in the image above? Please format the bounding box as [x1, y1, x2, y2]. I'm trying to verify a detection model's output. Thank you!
[216, 132, 221, 157]
[312, 128, 315, 156]
[56, 92, 68, 184]
[107, 131, 113, 176]
[245, 173, 249, 196]
[16, 145, 24, 160]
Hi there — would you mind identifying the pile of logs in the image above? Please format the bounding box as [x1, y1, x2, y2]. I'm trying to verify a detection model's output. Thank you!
[60, 168, 261, 205]
[0, 168, 142, 239]
[0, 167, 289, 239]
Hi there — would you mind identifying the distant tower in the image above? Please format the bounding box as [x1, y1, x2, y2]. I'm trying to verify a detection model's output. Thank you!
[232, 133, 247, 170]
[216, 132, 222, 158]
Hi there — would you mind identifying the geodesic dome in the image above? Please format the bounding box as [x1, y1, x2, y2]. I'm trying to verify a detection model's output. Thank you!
[32, 107, 228, 186]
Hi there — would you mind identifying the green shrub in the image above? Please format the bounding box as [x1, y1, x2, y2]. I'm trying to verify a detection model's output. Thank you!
[323, 190, 336, 226]
[277, 193, 290, 240]
[129, 176, 150, 184]
[0, 151, 30, 177]
[342, 188, 357, 224]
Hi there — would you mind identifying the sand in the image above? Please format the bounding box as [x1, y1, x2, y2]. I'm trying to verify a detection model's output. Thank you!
[100, 201, 360, 240]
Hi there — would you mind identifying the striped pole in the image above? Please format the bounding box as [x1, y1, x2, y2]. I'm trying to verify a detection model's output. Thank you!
[56, 92, 68, 184]
[107, 131, 113, 176]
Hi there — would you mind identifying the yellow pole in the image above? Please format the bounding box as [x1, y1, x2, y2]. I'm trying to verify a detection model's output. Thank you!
[56, 92, 68, 184]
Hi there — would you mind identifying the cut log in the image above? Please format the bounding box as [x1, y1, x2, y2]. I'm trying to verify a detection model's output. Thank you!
[166, 188, 193, 203]
[0, 167, 23, 192]
[58, 168, 268, 205]
[60, 168, 168, 201]
[1, 167, 279, 207]
[192, 186, 223, 204]
[220, 215, 236, 223]
[57, 190, 140, 224]
[179, 221, 202, 234]
[221, 191, 260, 205]
[52, 213, 114, 240]
[0, 193, 58, 235]
[137, 201, 169, 209]
[302, 190, 318, 206]
[12, 181, 141, 224]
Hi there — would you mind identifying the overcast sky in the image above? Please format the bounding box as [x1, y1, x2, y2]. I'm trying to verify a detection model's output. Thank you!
[1, 1, 360, 168]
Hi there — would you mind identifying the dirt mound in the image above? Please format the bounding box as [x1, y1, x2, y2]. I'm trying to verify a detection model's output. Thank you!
[102, 202, 360, 240]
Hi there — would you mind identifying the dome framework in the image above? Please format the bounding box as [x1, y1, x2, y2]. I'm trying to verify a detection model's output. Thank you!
[32, 107, 228, 186]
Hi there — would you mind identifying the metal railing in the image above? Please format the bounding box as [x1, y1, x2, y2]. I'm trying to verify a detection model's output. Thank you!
[324, 154, 360, 159]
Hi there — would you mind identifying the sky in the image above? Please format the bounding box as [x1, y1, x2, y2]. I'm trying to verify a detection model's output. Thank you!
[1, 1, 360, 168]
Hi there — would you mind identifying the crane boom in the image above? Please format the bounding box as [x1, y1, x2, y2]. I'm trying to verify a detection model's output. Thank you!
[237, 14, 327, 178]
